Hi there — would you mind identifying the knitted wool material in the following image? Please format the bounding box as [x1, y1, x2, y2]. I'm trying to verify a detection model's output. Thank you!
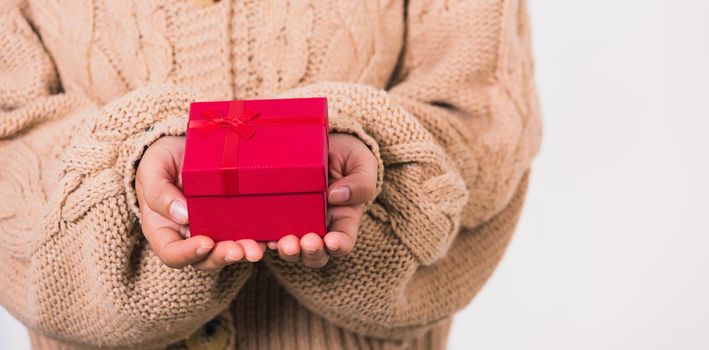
[0, 0, 542, 349]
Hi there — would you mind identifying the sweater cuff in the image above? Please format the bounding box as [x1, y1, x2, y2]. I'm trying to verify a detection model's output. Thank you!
[57, 84, 201, 224]
[114, 86, 200, 220]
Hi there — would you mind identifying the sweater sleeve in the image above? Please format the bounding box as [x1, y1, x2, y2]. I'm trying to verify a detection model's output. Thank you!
[264, 0, 542, 338]
[0, 6, 250, 348]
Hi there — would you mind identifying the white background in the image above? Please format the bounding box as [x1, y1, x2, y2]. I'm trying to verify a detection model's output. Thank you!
[449, 1, 709, 349]
[2, 1, 708, 349]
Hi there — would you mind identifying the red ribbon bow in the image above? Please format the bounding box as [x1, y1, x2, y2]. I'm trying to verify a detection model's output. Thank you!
[189, 101, 259, 139]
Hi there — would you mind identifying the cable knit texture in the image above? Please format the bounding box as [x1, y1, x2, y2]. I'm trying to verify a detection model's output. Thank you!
[0, 0, 541, 349]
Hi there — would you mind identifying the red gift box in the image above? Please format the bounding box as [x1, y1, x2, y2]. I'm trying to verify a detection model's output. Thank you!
[181, 97, 329, 242]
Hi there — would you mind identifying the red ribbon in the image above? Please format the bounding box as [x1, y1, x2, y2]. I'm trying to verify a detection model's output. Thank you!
[188, 100, 325, 195]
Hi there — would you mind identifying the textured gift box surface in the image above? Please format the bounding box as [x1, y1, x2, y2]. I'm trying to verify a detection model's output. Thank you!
[182, 97, 329, 242]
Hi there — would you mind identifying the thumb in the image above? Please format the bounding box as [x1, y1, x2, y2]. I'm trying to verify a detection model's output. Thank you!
[136, 136, 189, 224]
[328, 141, 378, 206]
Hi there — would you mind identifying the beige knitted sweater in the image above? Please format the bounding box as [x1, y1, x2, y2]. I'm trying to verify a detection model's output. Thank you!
[0, 0, 541, 349]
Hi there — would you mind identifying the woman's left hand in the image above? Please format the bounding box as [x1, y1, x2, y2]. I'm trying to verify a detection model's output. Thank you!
[266, 133, 378, 268]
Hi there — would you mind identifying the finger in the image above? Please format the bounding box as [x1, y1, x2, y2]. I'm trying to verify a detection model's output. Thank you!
[266, 241, 279, 250]
[324, 205, 363, 257]
[300, 233, 329, 268]
[193, 241, 245, 271]
[277, 235, 300, 262]
[143, 223, 214, 269]
[137, 139, 189, 224]
[324, 231, 356, 258]
[237, 239, 265, 262]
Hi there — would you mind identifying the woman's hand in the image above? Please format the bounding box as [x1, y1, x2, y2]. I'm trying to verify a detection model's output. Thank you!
[136, 136, 266, 270]
[266, 133, 378, 268]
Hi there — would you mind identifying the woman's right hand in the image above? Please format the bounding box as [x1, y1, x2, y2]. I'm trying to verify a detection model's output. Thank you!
[136, 136, 266, 270]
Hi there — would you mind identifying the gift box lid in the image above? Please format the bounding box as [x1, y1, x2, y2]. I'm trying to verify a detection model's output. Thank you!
[181, 97, 329, 197]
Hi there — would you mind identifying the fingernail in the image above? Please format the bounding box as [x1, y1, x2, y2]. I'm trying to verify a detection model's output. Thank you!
[179, 225, 191, 239]
[225, 250, 241, 262]
[329, 186, 350, 204]
[169, 201, 188, 224]
[303, 241, 318, 254]
[325, 240, 339, 251]
[195, 244, 212, 256]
